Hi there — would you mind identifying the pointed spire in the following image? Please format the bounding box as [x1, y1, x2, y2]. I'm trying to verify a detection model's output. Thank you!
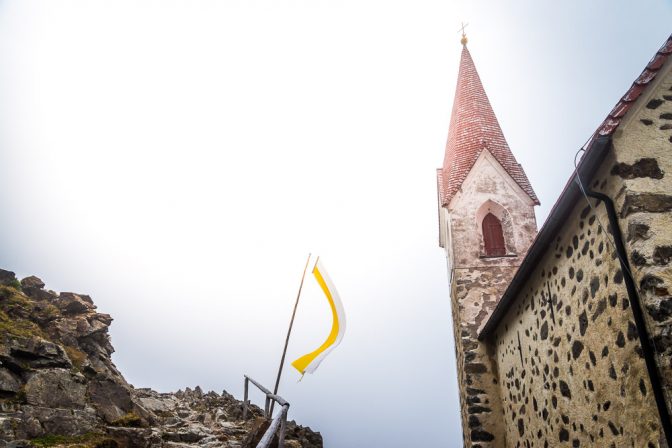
[439, 45, 539, 207]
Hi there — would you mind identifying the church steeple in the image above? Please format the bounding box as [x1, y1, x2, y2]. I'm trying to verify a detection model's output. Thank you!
[437, 42, 539, 447]
[438, 45, 539, 208]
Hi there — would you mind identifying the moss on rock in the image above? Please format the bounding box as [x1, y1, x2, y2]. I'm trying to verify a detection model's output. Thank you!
[30, 432, 117, 448]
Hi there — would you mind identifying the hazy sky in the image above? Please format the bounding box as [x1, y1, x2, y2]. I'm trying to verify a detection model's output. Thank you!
[1, 2, 671, 447]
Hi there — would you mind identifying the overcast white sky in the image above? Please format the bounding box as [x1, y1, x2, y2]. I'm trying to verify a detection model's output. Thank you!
[1, 1, 671, 446]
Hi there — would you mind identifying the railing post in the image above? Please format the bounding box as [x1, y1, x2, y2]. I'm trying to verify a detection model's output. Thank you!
[244, 375, 291, 448]
[278, 406, 288, 448]
[243, 377, 249, 420]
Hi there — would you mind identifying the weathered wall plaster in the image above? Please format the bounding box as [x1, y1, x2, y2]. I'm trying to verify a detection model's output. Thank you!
[443, 149, 538, 447]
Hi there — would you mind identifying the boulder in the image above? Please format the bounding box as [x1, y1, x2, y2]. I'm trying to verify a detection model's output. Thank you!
[3, 336, 72, 369]
[16, 406, 99, 438]
[0, 368, 20, 394]
[87, 378, 134, 424]
[241, 417, 271, 448]
[20, 276, 44, 289]
[161, 424, 210, 443]
[0, 269, 17, 286]
[22, 287, 57, 301]
[94, 313, 114, 326]
[20, 276, 57, 302]
[58, 292, 96, 314]
[137, 395, 177, 414]
[25, 369, 87, 409]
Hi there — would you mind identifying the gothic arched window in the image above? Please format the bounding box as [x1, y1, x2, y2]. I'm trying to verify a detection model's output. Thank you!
[482, 213, 506, 256]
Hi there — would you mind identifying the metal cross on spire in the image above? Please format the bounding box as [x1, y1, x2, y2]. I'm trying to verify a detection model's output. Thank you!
[458, 22, 469, 46]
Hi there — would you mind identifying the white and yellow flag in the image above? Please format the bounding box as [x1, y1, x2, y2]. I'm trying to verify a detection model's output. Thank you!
[291, 258, 346, 375]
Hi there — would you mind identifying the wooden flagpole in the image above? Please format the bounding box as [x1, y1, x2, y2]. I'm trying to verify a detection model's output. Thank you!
[270, 253, 311, 416]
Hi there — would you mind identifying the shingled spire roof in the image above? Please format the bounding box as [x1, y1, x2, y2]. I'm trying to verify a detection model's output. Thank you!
[438, 44, 539, 207]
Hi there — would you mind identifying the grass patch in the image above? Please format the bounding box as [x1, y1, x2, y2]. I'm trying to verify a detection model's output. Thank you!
[0, 287, 48, 339]
[0, 318, 45, 339]
[63, 346, 87, 371]
[6, 279, 22, 290]
[30, 432, 117, 447]
[0, 286, 34, 316]
[110, 412, 143, 428]
[34, 302, 61, 323]
[42, 303, 61, 318]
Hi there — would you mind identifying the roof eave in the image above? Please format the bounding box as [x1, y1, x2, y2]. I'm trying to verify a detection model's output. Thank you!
[477, 33, 672, 341]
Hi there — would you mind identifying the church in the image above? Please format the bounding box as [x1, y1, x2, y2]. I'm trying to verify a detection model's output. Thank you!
[438, 33, 672, 447]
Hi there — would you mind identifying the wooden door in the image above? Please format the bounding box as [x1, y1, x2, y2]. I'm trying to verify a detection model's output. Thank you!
[482, 213, 506, 256]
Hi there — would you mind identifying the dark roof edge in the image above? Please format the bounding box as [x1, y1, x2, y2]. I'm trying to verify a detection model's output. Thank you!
[478, 33, 672, 341]
[478, 136, 611, 341]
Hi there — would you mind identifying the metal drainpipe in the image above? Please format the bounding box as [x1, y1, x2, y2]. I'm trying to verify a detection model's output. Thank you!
[585, 189, 672, 447]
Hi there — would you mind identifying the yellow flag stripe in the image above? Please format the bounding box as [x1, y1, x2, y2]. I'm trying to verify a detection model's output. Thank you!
[291, 260, 345, 374]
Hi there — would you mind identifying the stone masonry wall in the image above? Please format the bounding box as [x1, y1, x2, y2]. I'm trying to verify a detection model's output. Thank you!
[490, 65, 672, 448]
[493, 191, 664, 447]
[451, 265, 519, 447]
[445, 150, 538, 447]
[610, 64, 672, 417]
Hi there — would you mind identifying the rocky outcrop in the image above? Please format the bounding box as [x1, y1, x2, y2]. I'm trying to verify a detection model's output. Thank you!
[0, 269, 322, 448]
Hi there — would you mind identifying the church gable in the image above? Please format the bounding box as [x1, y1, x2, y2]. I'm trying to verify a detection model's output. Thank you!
[448, 149, 538, 264]
[450, 149, 537, 210]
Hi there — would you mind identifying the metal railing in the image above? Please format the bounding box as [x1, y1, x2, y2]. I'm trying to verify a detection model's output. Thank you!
[243, 375, 290, 448]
